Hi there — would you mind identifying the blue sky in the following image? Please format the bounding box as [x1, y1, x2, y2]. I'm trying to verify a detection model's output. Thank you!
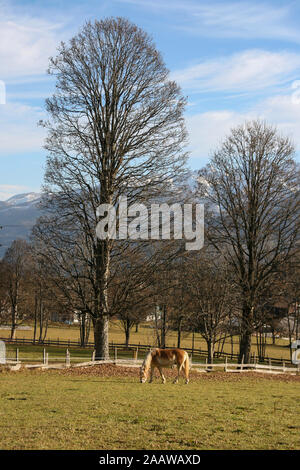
[1, 0, 300, 199]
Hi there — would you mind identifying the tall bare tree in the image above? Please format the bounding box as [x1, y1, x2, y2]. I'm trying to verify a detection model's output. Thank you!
[2, 239, 31, 339]
[34, 18, 188, 359]
[276, 257, 300, 358]
[198, 120, 300, 362]
[0, 260, 9, 324]
[187, 251, 235, 363]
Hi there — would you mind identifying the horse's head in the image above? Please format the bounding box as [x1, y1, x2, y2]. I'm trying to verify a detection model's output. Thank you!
[140, 350, 152, 383]
[139, 365, 148, 383]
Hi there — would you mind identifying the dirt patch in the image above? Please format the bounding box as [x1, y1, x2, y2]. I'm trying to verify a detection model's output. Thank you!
[47, 363, 300, 383]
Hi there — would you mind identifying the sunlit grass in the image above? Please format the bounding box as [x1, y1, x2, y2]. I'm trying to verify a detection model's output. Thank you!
[0, 369, 299, 450]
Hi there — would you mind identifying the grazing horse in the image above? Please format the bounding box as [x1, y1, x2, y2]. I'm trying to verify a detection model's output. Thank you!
[140, 348, 190, 384]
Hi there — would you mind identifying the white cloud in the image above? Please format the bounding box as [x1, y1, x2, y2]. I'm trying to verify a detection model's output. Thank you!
[186, 91, 300, 166]
[0, 2, 65, 81]
[0, 102, 46, 154]
[179, 2, 299, 42]
[172, 50, 300, 94]
[0, 184, 36, 201]
[118, 0, 300, 43]
[186, 110, 251, 162]
[255, 94, 300, 146]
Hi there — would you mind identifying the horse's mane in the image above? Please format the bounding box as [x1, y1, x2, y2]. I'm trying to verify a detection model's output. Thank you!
[142, 349, 154, 371]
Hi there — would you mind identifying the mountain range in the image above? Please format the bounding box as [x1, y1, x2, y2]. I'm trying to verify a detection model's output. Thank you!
[0, 192, 42, 258]
[0, 172, 201, 258]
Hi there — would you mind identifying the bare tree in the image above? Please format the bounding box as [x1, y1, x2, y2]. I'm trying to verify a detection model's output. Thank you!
[161, 257, 192, 349]
[77, 311, 92, 347]
[34, 17, 188, 359]
[198, 120, 300, 362]
[29, 256, 64, 344]
[0, 260, 9, 324]
[2, 239, 31, 339]
[276, 257, 300, 359]
[187, 251, 235, 363]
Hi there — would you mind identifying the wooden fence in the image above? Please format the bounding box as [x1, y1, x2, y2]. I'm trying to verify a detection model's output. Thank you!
[0, 336, 293, 366]
[4, 354, 299, 375]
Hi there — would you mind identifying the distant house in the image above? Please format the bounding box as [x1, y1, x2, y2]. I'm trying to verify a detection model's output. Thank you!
[49, 311, 79, 324]
[146, 305, 162, 322]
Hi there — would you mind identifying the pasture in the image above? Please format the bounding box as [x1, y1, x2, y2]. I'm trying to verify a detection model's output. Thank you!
[0, 320, 292, 361]
[0, 365, 299, 450]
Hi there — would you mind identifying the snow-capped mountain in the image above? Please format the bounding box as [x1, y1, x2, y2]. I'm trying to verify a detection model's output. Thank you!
[0, 172, 203, 258]
[0, 192, 42, 258]
[5, 192, 41, 207]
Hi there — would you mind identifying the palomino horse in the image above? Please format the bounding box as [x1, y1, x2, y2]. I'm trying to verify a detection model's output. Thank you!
[140, 348, 190, 384]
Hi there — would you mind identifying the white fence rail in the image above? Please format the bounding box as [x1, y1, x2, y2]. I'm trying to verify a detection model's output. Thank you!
[3, 354, 299, 374]
[192, 361, 299, 374]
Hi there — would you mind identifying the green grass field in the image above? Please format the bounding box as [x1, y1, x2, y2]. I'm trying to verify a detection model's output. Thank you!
[0, 367, 299, 450]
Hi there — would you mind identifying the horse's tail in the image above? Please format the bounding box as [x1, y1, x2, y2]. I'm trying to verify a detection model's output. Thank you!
[184, 351, 190, 371]
[183, 351, 190, 384]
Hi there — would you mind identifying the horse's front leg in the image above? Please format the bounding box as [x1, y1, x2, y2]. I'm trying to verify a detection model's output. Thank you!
[158, 366, 166, 384]
[149, 366, 154, 383]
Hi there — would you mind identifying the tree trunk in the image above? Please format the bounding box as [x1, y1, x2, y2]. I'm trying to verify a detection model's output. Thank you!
[33, 295, 37, 344]
[206, 339, 214, 364]
[42, 316, 49, 343]
[95, 235, 111, 360]
[125, 319, 130, 348]
[239, 331, 252, 363]
[10, 322, 17, 340]
[38, 301, 44, 343]
[177, 316, 182, 349]
[94, 315, 110, 360]
[79, 313, 85, 347]
[10, 306, 17, 340]
[161, 305, 166, 348]
[80, 312, 90, 347]
[154, 306, 161, 347]
[239, 306, 254, 363]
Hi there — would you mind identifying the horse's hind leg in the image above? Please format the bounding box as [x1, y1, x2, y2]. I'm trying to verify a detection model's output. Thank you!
[184, 360, 189, 384]
[173, 371, 179, 384]
[158, 366, 166, 384]
[173, 364, 181, 384]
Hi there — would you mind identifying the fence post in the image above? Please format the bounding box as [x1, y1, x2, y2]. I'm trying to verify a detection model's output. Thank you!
[91, 350, 95, 363]
[46, 352, 48, 366]
[114, 347, 117, 364]
[16, 348, 19, 364]
[282, 361, 286, 373]
[66, 349, 71, 367]
[241, 355, 244, 371]
[43, 348, 46, 365]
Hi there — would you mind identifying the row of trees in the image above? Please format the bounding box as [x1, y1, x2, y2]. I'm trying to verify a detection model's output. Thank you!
[0, 236, 299, 361]
[1, 17, 300, 362]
